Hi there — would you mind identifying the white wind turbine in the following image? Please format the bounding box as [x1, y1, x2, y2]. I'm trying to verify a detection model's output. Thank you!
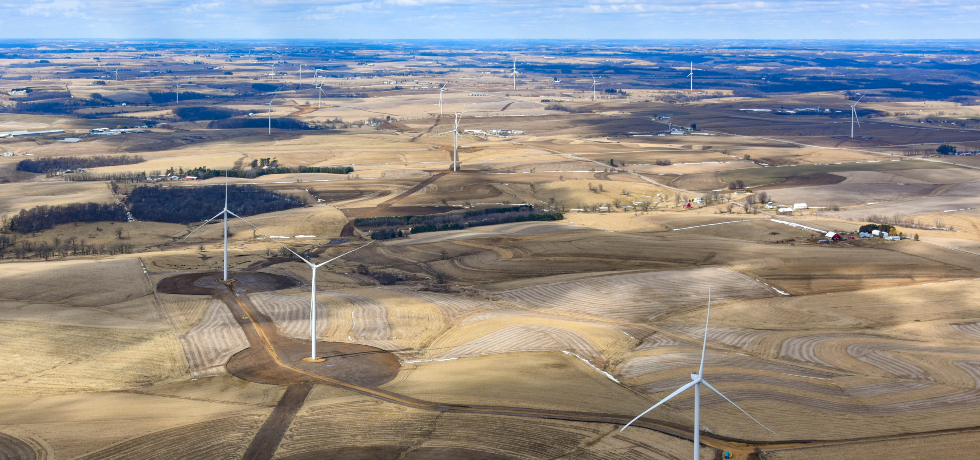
[313, 69, 325, 108]
[510, 58, 519, 90]
[267, 92, 278, 135]
[591, 73, 600, 101]
[688, 62, 694, 91]
[229, 217, 373, 361]
[171, 77, 181, 104]
[433, 108, 468, 171]
[270, 62, 276, 81]
[183, 169, 233, 282]
[850, 94, 865, 139]
[298, 64, 305, 86]
[438, 83, 449, 116]
[621, 286, 775, 460]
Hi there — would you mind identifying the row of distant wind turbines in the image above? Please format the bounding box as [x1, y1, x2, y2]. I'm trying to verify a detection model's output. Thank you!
[185, 174, 776, 459]
[132, 57, 864, 142]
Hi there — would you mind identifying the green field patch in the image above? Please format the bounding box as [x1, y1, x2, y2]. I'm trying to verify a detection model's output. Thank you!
[719, 160, 954, 188]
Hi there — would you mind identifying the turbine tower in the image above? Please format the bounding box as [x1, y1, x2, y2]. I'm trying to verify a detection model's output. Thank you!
[621, 286, 775, 460]
[171, 77, 181, 104]
[298, 64, 304, 86]
[314, 69, 324, 108]
[439, 83, 449, 116]
[688, 62, 694, 91]
[850, 94, 865, 139]
[267, 92, 278, 135]
[184, 169, 233, 281]
[591, 73, 599, 101]
[510, 58, 518, 90]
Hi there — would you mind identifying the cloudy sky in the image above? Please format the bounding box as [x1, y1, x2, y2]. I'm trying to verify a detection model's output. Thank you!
[2, 0, 979, 40]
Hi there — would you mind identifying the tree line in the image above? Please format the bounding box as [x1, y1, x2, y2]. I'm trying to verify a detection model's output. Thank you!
[127, 185, 304, 224]
[183, 165, 353, 180]
[356, 206, 564, 240]
[356, 206, 533, 228]
[4, 203, 128, 234]
[206, 117, 314, 130]
[17, 155, 145, 173]
[173, 106, 246, 121]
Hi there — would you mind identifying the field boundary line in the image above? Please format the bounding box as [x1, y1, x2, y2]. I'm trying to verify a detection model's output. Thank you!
[138, 257, 181, 334]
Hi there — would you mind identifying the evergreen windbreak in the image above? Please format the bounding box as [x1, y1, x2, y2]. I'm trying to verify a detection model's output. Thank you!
[8, 203, 127, 233]
[127, 185, 303, 224]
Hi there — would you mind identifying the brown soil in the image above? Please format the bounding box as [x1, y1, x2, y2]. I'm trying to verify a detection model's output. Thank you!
[280, 447, 519, 460]
[0, 432, 36, 460]
[242, 384, 313, 460]
[226, 339, 401, 387]
[756, 172, 846, 189]
[156, 271, 302, 295]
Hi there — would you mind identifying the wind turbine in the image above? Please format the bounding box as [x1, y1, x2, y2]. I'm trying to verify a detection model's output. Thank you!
[621, 286, 775, 460]
[688, 62, 694, 92]
[112, 67, 119, 86]
[228, 215, 373, 361]
[267, 92, 278, 135]
[438, 83, 449, 116]
[171, 77, 181, 104]
[184, 169, 233, 282]
[313, 69, 325, 108]
[270, 62, 276, 81]
[298, 64, 304, 86]
[850, 94, 865, 139]
[433, 109, 465, 171]
[510, 58, 518, 90]
[591, 73, 600, 101]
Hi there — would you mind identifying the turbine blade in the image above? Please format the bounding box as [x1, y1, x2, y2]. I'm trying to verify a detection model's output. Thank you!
[699, 284, 711, 377]
[183, 211, 225, 240]
[315, 241, 373, 268]
[621, 380, 697, 431]
[227, 210, 309, 264]
[701, 380, 776, 434]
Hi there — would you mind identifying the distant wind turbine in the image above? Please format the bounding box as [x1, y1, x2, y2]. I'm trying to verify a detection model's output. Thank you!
[434, 107, 471, 171]
[313, 69, 325, 108]
[510, 58, 519, 90]
[171, 77, 181, 104]
[298, 64, 305, 86]
[267, 92, 278, 135]
[270, 62, 276, 81]
[621, 285, 775, 460]
[850, 94, 865, 138]
[688, 61, 694, 91]
[439, 83, 449, 116]
[591, 73, 600, 101]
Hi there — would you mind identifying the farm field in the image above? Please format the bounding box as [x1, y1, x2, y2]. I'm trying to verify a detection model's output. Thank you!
[2, 40, 980, 460]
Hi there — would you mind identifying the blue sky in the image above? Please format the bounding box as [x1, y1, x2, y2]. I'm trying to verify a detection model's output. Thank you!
[3, 0, 979, 39]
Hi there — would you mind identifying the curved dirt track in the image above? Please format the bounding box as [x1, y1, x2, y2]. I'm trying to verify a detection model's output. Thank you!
[0, 432, 38, 460]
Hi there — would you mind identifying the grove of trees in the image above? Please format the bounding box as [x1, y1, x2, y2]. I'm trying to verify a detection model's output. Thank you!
[6, 203, 128, 233]
[127, 185, 304, 224]
[17, 155, 145, 173]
